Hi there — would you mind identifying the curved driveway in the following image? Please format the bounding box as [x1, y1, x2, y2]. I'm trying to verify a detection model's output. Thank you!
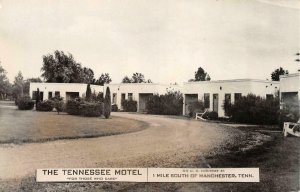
[0, 113, 240, 180]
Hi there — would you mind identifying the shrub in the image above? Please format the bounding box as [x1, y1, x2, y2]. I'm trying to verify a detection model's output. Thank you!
[36, 100, 54, 111]
[146, 91, 183, 115]
[80, 102, 103, 117]
[224, 94, 279, 125]
[279, 100, 299, 128]
[202, 111, 218, 120]
[17, 95, 34, 110]
[66, 98, 103, 117]
[66, 99, 82, 115]
[188, 101, 205, 118]
[50, 96, 64, 114]
[104, 87, 111, 118]
[112, 104, 118, 112]
[122, 100, 137, 112]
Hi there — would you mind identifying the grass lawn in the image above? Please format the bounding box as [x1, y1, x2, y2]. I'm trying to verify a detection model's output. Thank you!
[0, 107, 148, 144]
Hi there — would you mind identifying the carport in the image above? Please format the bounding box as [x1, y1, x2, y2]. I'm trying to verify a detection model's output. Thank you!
[139, 93, 153, 112]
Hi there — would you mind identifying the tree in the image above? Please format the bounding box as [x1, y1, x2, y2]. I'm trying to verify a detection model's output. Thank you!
[192, 67, 211, 81]
[121, 73, 152, 83]
[81, 67, 95, 84]
[94, 73, 112, 85]
[41, 50, 90, 83]
[104, 87, 111, 119]
[86, 83, 91, 101]
[122, 76, 132, 83]
[0, 63, 12, 99]
[13, 71, 25, 98]
[271, 67, 289, 81]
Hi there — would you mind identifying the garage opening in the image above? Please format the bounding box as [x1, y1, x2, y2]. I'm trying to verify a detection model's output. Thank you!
[184, 94, 198, 116]
[139, 93, 153, 112]
[66, 92, 79, 100]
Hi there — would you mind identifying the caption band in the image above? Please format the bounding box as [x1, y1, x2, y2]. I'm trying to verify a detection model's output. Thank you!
[37, 168, 259, 182]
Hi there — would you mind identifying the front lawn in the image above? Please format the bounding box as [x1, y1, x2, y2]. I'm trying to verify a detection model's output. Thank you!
[0, 107, 147, 144]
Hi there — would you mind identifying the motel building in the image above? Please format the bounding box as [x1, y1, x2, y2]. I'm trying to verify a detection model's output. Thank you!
[182, 79, 280, 117]
[103, 83, 181, 112]
[279, 73, 300, 116]
[29, 83, 104, 101]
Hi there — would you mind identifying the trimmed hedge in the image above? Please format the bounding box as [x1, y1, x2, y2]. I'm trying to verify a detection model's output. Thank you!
[17, 95, 34, 110]
[224, 94, 279, 125]
[146, 91, 183, 115]
[122, 100, 137, 112]
[36, 100, 54, 111]
[66, 99, 103, 117]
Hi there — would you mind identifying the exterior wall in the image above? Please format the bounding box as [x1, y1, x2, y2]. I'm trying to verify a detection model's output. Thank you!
[183, 79, 279, 117]
[29, 83, 104, 100]
[103, 83, 182, 112]
[280, 73, 300, 115]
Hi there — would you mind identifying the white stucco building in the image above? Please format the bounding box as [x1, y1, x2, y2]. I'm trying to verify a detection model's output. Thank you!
[103, 83, 181, 112]
[279, 73, 300, 116]
[182, 79, 280, 117]
[29, 83, 104, 101]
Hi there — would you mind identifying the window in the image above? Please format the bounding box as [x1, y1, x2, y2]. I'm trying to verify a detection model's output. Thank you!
[55, 91, 60, 98]
[234, 93, 242, 101]
[204, 93, 210, 108]
[128, 93, 133, 101]
[113, 93, 117, 104]
[48, 92, 53, 99]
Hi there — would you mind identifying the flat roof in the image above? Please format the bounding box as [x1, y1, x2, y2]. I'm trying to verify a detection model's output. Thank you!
[280, 72, 300, 78]
[183, 79, 279, 84]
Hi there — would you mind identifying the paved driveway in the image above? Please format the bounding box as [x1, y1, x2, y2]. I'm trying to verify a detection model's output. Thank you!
[0, 113, 241, 180]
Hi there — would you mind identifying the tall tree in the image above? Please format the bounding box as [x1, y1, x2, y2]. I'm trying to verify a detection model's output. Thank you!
[121, 73, 152, 83]
[271, 67, 289, 81]
[41, 50, 92, 83]
[86, 83, 91, 101]
[0, 63, 12, 99]
[13, 71, 25, 98]
[190, 67, 211, 82]
[104, 87, 111, 119]
[94, 73, 112, 85]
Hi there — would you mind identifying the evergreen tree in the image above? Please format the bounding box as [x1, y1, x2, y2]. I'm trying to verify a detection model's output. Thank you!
[86, 83, 91, 101]
[104, 87, 111, 119]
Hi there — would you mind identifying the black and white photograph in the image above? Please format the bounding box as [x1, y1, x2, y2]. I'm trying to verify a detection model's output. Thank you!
[0, 0, 299, 191]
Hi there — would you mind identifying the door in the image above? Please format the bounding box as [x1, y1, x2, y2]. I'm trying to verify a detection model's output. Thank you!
[213, 94, 218, 113]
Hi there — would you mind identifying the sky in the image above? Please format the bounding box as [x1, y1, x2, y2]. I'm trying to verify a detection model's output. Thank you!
[0, 0, 299, 84]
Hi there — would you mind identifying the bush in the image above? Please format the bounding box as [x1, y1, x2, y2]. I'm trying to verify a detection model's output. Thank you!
[50, 96, 65, 114]
[112, 104, 118, 112]
[188, 101, 205, 118]
[146, 91, 183, 115]
[80, 102, 103, 117]
[65, 99, 82, 115]
[36, 100, 54, 111]
[202, 111, 218, 120]
[17, 95, 34, 110]
[279, 100, 299, 128]
[122, 100, 137, 112]
[224, 94, 279, 125]
[66, 98, 103, 117]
